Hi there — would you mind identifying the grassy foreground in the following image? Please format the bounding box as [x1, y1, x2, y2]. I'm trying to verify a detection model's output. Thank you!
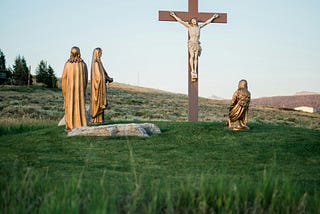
[0, 120, 319, 213]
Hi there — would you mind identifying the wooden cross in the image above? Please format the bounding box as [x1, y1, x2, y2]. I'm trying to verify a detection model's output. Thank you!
[159, 0, 227, 121]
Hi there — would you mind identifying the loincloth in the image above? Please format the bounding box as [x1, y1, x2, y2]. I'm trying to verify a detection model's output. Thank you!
[188, 41, 202, 56]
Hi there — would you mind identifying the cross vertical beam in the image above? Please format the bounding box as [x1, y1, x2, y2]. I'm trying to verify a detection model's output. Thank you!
[159, 0, 227, 121]
[189, 0, 198, 17]
[188, 0, 199, 121]
[188, 60, 198, 121]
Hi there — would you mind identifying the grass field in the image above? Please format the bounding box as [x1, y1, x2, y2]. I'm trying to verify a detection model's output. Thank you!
[0, 85, 320, 213]
[1, 83, 319, 129]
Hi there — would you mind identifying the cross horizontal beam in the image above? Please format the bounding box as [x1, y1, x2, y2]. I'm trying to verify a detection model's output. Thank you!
[159, 11, 227, 23]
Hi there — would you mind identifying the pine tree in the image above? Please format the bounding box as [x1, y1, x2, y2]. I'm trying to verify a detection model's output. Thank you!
[35, 60, 57, 88]
[0, 49, 12, 84]
[0, 50, 6, 72]
[12, 56, 32, 85]
[47, 65, 57, 88]
[36, 60, 47, 84]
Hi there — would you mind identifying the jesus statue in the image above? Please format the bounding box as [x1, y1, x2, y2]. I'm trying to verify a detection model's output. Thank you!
[169, 12, 219, 82]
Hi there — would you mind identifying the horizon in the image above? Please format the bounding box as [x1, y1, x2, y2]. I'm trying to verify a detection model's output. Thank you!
[54, 79, 320, 99]
[1, 0, 319, 99]
[108, 82, 320, 99]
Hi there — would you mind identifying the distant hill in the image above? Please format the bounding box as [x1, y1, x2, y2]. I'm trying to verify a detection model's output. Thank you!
[208, 94, 225, 101]
[252, 94, 320, 110]
[294, 91, 320, 96]
[0, 84, 319, 129]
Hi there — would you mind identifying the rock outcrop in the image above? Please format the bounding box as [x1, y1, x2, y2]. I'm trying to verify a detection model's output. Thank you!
[67, 123, 161, 137]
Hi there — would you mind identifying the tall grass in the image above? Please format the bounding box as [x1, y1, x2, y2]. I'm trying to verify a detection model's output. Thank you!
[0, 119, 54, 136]
[1, 166, 319, 213]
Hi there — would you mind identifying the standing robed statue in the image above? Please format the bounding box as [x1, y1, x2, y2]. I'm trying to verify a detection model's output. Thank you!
[62, 46, 88, 131]
[90, 48, 113, 124]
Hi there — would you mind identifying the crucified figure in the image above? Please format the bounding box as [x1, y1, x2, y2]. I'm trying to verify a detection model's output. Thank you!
[170, 12, 219, 82]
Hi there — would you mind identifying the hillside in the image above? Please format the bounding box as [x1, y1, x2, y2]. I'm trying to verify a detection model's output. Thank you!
[1, 84, 320, 212]
[252, 94, 320, 110]
[0, 83, 319, 130]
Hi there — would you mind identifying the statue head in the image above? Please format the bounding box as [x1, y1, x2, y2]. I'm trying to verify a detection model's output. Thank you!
[189, 18, 198, 26]
[93, 48, 102, 62]
[238, 79, 248, 89]
[68, 46, 83, 63]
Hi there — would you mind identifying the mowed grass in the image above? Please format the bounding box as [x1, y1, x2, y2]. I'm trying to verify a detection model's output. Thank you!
[0, 120, 319, 213]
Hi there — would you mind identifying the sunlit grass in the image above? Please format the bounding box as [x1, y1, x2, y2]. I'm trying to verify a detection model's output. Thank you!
[1, 85, 319, 212]
[0, 120, 319, 212]
[1, 84, 319, 129]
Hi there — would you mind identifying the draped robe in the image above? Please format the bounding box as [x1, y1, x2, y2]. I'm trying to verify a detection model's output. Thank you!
[91, 61, 107, 123]
[227, 88, 251, 130]
[62, 61, 88, 130]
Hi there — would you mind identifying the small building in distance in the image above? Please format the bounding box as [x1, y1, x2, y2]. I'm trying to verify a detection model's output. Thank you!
[294, 106, 317, 113]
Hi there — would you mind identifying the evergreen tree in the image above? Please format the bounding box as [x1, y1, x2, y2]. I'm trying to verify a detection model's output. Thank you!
[0, 49, 12, 84]
[0, 50, 6, 72]
[47, 65, 57, 88]
[12, 56, 32, 85]
[36, 60, 47, 84]
[35, 60, 57, 88]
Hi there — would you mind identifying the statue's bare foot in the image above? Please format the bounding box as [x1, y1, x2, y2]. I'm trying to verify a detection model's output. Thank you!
[191, 72, 197, 82]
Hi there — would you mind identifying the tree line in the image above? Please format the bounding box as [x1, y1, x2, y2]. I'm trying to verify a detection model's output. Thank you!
[0, 49, 57, 88]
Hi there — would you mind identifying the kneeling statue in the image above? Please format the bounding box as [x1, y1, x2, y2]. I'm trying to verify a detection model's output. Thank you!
[226, 79, 251, 130]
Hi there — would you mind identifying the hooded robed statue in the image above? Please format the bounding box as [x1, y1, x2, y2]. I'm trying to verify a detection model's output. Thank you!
[62, 46, 88, 131]
[226, 79, 251, 130]
[90, 48, 113, 124]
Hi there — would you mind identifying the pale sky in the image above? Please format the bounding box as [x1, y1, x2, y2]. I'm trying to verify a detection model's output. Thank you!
[1, 0, 319, 98]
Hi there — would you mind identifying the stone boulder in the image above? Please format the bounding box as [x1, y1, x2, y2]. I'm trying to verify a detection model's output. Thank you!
[58, 115, 65, 126]
[67, 123, 161, 137]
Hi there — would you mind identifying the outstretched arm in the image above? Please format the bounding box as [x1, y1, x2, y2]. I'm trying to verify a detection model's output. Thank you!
[170, 11, 190, 28]
[200, 13, 219, 28]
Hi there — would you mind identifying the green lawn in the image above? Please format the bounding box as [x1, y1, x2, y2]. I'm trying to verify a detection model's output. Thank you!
[1, 121, 319, 213]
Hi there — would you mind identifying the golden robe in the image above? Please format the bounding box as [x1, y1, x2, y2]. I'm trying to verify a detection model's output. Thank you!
[227, 80, 251, 130]
[91, 60, 107, 124]
[62, 61, 88, 130]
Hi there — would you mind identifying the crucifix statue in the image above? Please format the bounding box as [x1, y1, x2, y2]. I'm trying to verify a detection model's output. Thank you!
[170, 12, 219, 82]
[159, 0, 227, 121]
